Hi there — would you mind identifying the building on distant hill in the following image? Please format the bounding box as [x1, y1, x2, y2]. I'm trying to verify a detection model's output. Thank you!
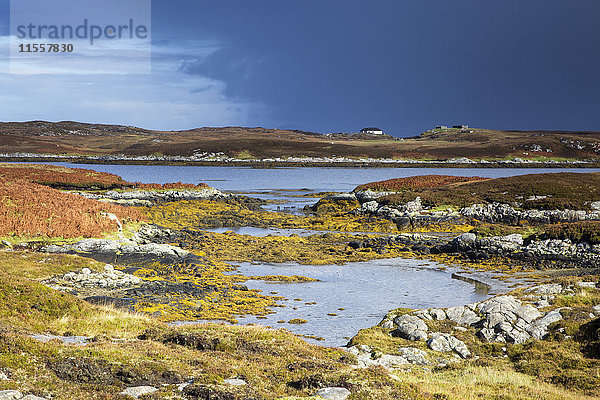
[360, 127, 383, 135]
[453, 124, 469, 129]
[435, 125, 448, 129]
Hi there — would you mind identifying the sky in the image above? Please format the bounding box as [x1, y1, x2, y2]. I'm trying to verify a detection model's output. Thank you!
[0, 0, 599, 136]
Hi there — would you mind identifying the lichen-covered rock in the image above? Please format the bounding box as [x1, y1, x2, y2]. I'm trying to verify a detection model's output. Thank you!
[392, 315, 428, 341]
[427, 333, 471, 358]
[397, 347, 430, 365]
[445, 305, 480, 326]
[315, 387, 351, 400]
[120, 386, 158, 399]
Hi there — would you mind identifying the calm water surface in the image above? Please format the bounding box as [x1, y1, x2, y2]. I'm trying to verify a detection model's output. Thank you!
[222, 259, 498, 347]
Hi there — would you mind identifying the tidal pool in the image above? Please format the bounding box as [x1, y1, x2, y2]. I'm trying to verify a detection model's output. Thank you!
[225, 258, 506, 347]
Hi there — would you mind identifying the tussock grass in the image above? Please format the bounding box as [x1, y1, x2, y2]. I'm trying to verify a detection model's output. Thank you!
[395, 365, 597, 400]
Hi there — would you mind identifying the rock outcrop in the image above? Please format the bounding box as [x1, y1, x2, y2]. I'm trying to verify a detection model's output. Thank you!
[380, 284, 588, 346]
[461, 202, 600, 225]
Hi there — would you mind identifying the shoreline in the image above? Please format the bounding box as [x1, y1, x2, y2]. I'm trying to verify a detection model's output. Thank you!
[1, 155, 599, 168]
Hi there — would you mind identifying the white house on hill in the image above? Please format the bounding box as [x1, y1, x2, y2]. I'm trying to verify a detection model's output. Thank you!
[360, 127, 383, 135]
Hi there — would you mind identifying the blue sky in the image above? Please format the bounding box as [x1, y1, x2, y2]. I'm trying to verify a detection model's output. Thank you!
[1, 0, 600, 136]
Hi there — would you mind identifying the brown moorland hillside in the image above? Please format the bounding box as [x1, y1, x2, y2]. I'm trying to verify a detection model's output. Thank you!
[358, 172, 600, 210]
[1, 121, 600, 160]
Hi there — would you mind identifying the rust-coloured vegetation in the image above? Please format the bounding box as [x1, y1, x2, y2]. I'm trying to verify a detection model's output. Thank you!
[0, 178, 144, 238]
[354, 175, 489, 192]
[541, 221, 600, 244]
[0, 179, 144, 238]
[0, 163, 127, 189]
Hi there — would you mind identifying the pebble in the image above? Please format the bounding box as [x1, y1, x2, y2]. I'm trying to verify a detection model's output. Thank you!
[120, 386, 158, 398]
[223, 378, 247, 386]
[314, 387, 351, 400]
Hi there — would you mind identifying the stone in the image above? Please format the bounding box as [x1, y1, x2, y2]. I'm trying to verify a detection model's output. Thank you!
[0, 372, 7, 380]
[381, 319, 394, 329]
[576, 281, 597, 288]
[477, 296, 521, 314]
[21, 396, 49, 400]
[505, 328, 531, 344]
[405, 197, 422, 213]
[524, 284, 563, 295]
[592, 305, 600, 316]
[0, 391, 21, 400]
[536, 300, 550, 308]
[429, 308, 446, 320]
[392, 315, 428, 341]
[223, 378, 246, 386]
[454, 233, 477, 250]
[427, 333, 470, 358]
[526, 310, 563, 339]
[414, 310, 433, 320]
[397, 347, 430, 365]
[103, 264, 115, 273]
[376, 354, 409, 369]
[513, 304, 542, 323]
[499, 233, 524, 246]
[315, 387, 351, 400]
[120, 386, 158, 398]
[445, 306, 480, 326]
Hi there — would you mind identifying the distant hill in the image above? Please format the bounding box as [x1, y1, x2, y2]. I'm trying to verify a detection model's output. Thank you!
[0, 121, 599, 162]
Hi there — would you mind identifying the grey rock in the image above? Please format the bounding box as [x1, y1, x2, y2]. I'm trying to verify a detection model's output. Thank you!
[414, 310, 433, 320]
[592, 304, 600, 316]
[477, 296, 521, 314]
[377, 354, 410, 368]
[0, 372, 7, 380]
[405, 197, 422, 213]
[354, 189, 396, 203]
[21, 396, 49, 400]
[360, 201, 379, 213]
[392, 315, 428, 341]
[429, 308, 446, 320]
[120, 386, 158, 398]
[427, 333, 470, 358]
[576, 281, 597, 288]
[381, 319, 394, 329]
[526, 310, 563, 340]
[315, 387, 351, 400]
[535, 300, 550, 308]
[445, 305, 480, 326]
[454, 233, 477, 250]
[525, 284, 563, 295]
[223, 378, 247, 386]
[398, 347, 430, 365]
[513, 304, 542, 323]
[0, 391, 21, 400]
[505, 327, 532, 344]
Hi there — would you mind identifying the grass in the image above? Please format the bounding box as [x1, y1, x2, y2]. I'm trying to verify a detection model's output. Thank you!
[0, 251, 433, 399]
